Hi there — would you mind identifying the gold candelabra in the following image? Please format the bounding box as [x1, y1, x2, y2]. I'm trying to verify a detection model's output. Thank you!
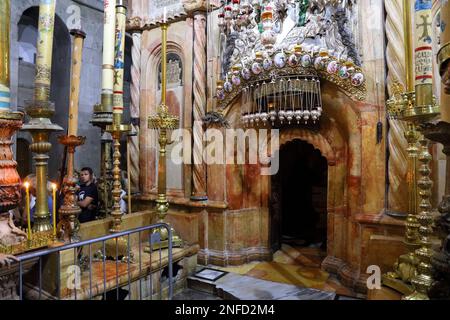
[103, 0, 131, 259]
[105, 0, 130, 234]
[147, 22, 183, 250]
[56, 29, 87, 244]
[21, 0, 63, 237]
[383, 0, 440, 298]
[403, 136, 435, 299]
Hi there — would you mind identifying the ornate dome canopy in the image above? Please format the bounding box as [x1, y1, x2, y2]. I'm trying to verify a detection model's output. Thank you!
[216, 0, 366, 120]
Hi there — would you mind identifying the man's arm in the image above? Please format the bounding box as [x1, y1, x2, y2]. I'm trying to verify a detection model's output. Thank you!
[78, 196, 94, 209]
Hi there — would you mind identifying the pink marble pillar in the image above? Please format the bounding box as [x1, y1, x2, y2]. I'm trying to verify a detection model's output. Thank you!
[191, 12, 208, 201]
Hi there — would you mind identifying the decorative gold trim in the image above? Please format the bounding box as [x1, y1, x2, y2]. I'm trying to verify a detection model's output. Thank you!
[218, 56, 367, 112]
[0, 111, 24, 121]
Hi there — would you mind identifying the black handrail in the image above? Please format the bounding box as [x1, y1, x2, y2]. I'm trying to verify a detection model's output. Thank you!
[14, 222, 173, 300]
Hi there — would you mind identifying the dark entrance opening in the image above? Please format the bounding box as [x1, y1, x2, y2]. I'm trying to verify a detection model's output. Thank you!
[270, 139, 328, 252]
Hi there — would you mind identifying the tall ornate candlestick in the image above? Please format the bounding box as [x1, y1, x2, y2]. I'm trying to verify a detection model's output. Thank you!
[384, 0, 439, 294]
[383, 0, 421, 293]
[57, 29, 87, 244]
[401, 0, 440, 300]
[106, 0, 130, 234]
[0, 0, 27, 251]
[404, 135, 435, 300]
[91, 0, 116, 219]
[21, 0, 63, 234]
[147, 20, 183, 251]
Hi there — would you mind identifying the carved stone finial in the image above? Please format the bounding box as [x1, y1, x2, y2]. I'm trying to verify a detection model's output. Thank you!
[182, 0, 221, 13]
[126, 16, 143, 32]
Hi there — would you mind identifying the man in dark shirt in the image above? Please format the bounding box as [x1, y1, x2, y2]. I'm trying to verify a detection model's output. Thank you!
[77, 167, 99, 223]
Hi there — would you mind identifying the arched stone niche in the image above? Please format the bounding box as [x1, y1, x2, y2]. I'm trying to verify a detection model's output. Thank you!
[140, 20, 194, 198]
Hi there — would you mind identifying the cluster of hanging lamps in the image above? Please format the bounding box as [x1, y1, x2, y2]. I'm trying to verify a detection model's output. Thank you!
[240, 75, 322, 126]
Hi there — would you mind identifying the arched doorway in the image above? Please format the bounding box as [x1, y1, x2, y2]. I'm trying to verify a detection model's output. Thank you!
[17, 7, 71, 180]
[270, 139, 328, 252]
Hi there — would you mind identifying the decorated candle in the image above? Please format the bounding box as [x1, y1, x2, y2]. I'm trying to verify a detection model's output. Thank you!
[414, 0, 433, 87]
[0, 0, 10, 111]
[101, 0, 116, 111]
[67, 30, 86, 137]
[34, 0, 56, 102]
[113, 0, 127, 120]
[414, 0, 434, 109]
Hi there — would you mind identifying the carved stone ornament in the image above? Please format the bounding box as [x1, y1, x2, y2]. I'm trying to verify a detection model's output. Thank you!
[126, 16, 143, 32]
[182, 0, 221, 12]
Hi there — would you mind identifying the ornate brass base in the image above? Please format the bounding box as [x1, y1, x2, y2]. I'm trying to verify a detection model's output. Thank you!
[22, 100, 64, 233]
[144, 225, 183, 252]
[0, 230, 56, 255]
[105, 236, 133, 262]
[382, 250, 420, 293]
[381, 275, 414, 296]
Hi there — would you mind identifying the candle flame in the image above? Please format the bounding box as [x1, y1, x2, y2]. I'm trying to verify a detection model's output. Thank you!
[24, 182, 30, 189]
[52, 183, 57, 190]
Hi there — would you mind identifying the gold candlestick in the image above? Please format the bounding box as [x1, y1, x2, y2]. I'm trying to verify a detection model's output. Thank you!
[404, 135, 435, 300]
[21, 0, 63, 234]
[106, 0, 130, 234]
[401, 0, 440, 300]
[56, 29, 87, 244]
[57, 135, 85, 243]
[383, 0, 435, 293]
[91, 0, 117, 220]
[146, 21, 183, 251]
[104, 0, 131, 260]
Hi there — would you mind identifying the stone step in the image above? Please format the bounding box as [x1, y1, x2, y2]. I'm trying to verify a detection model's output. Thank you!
[187, 276, 217, 295]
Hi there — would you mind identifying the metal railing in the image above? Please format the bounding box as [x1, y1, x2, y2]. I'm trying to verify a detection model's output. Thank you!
[11, 222, 173, 300]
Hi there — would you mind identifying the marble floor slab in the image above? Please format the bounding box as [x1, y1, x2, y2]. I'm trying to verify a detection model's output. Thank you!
[214, 273, 336, 300]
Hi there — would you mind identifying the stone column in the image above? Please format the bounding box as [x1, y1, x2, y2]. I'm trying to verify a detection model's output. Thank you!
[129, 26, 142, 194]
[385, 0, 409, 215]
[191, 12, 208, 201]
